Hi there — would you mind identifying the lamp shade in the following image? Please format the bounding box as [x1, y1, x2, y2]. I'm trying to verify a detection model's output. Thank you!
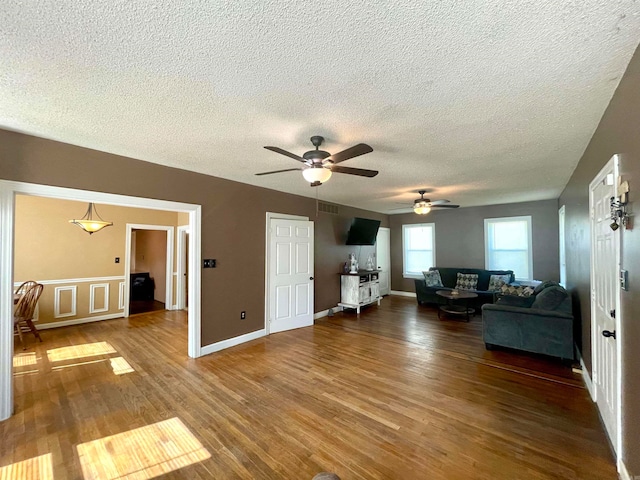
[69, 203, 113, 235]
[302, 166, 332, 184]
[413, 202, 431, 215]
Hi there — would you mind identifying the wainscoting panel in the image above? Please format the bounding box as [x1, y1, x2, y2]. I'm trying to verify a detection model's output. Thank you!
[16, 276, 125, 325]
[118, 282, 126, 310]
[54, 286, 77, 319]
[89, 283, 109, 314]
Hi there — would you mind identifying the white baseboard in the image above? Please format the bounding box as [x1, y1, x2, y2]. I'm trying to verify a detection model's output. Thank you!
[200, 328, 266, 356]
[314, 305, 341, 320]
[619, 459, 631, 480]
[578, 353, 596, 401]
[36, 313, 124, 330]
[390, 290, 417, 298]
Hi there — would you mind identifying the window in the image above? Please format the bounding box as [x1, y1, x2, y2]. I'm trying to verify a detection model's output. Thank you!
[484, 216, 533, 280]
[402, 223, 435, 278]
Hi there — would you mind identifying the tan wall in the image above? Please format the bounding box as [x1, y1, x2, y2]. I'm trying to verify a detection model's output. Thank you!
[134, 229, 167, 303]
[559, 44, 640, 474]
[14, 195, 180, 324]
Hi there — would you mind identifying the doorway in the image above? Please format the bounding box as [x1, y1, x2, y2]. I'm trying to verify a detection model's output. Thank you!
[589, 154, 622, 458]
[0, 179, 203, 421]
[376, 227, 391, 296]
[176, 225, 190, 311]
[126, 225, 174, 316]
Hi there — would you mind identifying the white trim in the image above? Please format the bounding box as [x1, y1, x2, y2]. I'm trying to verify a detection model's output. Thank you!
[264, 212, 309, 336]
[579, 354, 596, 401]
[558, 205, 566, 287]
[89, 283, 109, 314]
[618, 459, 631, 480]
[200, 328, 266, 356]
[54, 286, 77, 318]
[0, 187, 14, 421]
[124, 224, 174, 313]
[402, 223, 436, 279]
[313, 305, 341, 320]
[588, 154, 623, 460]
[176, 225, 189, 310]
[0, 179, 203, 421]
[484, 215, 533, 281]
[13, 276, 124, 286]
[36, 313, 123, 330]
[390, 290, 417, 298]
[118, 282, 125, 310]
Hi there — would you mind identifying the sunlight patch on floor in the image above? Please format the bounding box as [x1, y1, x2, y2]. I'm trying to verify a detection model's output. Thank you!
[13, 352, 37, 368]
[110, 357, 135, 375]
[0, 453, 53, 479]
[47, 341, 117, 362]
[76, 417, 211, 479]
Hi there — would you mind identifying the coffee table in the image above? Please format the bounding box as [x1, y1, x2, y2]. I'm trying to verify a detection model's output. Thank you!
[436, 290, 478, 322]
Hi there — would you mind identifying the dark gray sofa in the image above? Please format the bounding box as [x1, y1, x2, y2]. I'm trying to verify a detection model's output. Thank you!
[414, 267, 515, 310]
[481, 281, 574, 360]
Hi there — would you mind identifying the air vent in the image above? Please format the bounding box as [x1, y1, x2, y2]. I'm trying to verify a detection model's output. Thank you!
[318, 201, 339, 215]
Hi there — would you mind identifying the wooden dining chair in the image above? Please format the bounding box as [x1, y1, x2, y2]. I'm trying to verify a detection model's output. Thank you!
[15, 280, 38, 296]
[14, 283, 44, 349]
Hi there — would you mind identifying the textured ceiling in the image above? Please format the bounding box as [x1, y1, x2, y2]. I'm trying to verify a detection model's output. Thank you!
[2, 1, 639, 213]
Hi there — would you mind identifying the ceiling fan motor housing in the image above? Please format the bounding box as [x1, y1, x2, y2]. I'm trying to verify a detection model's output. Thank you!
[303, 149, 331, 164]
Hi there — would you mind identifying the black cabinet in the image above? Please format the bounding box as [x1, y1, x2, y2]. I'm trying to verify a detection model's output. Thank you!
[130, 272, 154, 301]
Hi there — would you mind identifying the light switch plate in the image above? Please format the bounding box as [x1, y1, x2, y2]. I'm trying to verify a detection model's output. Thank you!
[620, 269, 629, 291]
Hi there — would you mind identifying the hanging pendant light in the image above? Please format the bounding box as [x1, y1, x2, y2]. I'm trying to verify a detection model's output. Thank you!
[69, 203, 113, 235]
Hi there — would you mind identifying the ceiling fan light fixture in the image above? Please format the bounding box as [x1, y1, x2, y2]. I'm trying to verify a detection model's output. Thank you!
[302, 166, 332, 184]
[413, 202, 431, 215]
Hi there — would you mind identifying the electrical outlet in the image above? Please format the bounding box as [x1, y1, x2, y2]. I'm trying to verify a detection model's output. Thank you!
[115, 257, 120, 263]
[240, 311, 246, 319]
[203, 259, 216, 268]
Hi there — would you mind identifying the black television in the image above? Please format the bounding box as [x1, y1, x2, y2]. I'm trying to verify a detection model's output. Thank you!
[346, 217, 381, 245]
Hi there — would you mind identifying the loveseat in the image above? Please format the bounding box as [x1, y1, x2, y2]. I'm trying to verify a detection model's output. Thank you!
[414, 267, 515, 310]
[481, 281, 574, 360]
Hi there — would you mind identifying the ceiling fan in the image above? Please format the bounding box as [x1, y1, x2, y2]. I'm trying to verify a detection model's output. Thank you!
[398, 190, 460, 215]
[256, 136, 378, 186]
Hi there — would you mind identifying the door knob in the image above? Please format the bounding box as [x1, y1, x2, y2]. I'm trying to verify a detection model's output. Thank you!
[309, 276, 314, 280]
[602, 330, 616, 339]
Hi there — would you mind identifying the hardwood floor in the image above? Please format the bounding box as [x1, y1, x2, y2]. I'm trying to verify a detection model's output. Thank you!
[1, 296, 616, 479]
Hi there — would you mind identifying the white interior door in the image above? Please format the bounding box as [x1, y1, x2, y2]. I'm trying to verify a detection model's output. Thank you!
[590, 162, 619, 453]
[269, 218, 314, 334]
[376, 227, 391, 296]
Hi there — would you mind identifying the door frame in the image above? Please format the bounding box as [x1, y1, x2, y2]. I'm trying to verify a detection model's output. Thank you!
[558, 205, 566, 287]
[124, 224, 175, 316]
[264, 212, 310, 335]
[588, 154, 623, 460]
[376, 227, 391, 296]
[0, 179, 203, 421]
[176, 225, 189, 310]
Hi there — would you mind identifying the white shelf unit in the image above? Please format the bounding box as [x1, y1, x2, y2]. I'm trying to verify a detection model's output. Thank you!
[338, 271, 381, 314]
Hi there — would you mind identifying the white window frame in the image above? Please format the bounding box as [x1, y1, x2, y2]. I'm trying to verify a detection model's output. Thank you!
[484, 216, 533, 281]
[402, 223, 436, 279]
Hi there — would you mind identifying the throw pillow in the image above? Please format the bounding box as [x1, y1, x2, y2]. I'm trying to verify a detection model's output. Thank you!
[531, 286, 568, 310]
[455, 273, 478, 291]
[488, 274, 511, 291]
[500, 284, 535, 297]
[423, 270, 443, 287]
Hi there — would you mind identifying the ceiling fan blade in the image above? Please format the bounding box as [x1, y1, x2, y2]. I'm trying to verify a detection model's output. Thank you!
[330, 165, 379, 177]
[255, 168, 302, 176]
[431, 204, 459, 208]
[427, 199, 450, 205]
[264, 146, 306, 163]
[326, 143, 373, 164]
